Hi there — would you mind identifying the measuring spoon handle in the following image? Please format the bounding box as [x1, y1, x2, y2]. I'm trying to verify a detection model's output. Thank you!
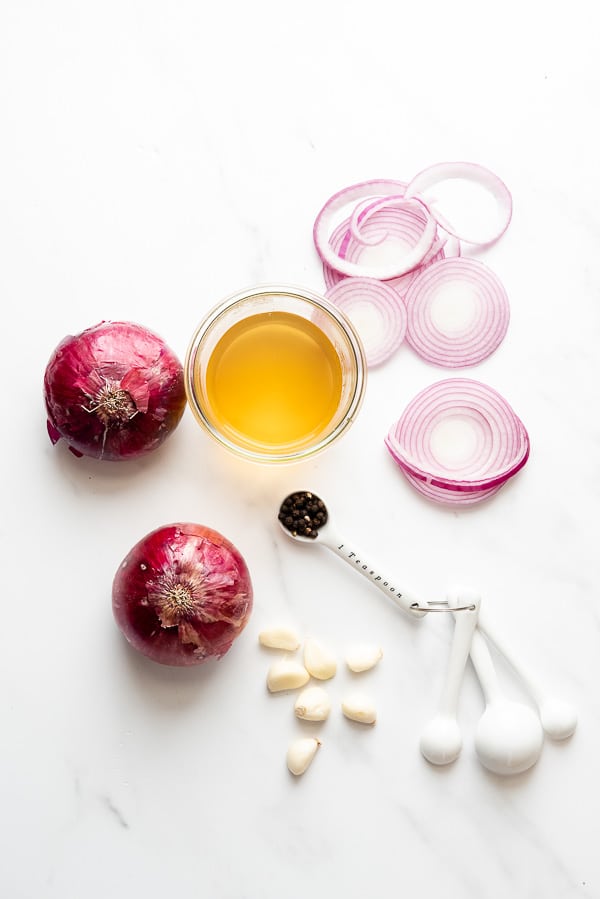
[322, 533, 427, 618]
[477, 607, 577, 739]
[477, 608, 544, 704]
[469, 629, 503, 704]
[437, 595, 481, 715]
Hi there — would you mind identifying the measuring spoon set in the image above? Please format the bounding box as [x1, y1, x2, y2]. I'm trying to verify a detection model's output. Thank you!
[419, 594, 576, 774]
[278, 491, 577, 776]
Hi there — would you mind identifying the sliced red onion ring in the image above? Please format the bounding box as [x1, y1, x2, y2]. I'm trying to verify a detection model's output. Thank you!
[385, 378, 529, 493]
[349, 195, 424, 247]
[325, 277, 407, 367]
[346, 196, 396, 247]
[400, 469, 502, 506]
[404, 257, 510, 368]
[314, 180, 437, 279]
[405, 161, 513, 246]
[323, 206, 446, 296]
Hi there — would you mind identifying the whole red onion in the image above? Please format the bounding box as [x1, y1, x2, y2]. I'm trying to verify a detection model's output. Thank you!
[43, 321, 186, 461]
[112, 523, 253, 666]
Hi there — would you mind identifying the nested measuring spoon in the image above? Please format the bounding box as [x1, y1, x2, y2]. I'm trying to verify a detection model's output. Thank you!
[278, 491, 473, 619]
[420, 592, 481, 765]
[469, 629, 544, 775]
[477, 608, 577, 740]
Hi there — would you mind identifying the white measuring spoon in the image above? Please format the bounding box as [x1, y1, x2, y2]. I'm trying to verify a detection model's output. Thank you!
[278, 492, 427, 618]
[469, 629, 544, 775]
[420, 592, 481, 765]
[477, 608, 577, 740]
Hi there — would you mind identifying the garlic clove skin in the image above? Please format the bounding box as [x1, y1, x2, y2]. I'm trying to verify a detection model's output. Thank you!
[267, 659, 310, 693]
[258, 626, 301, 652]
[341, 692, 377, 725]
[294, 686, 332, 722]
[345, 643, 384, 673]
[303, 638, 337, 680]
[287, 737, 321, 775]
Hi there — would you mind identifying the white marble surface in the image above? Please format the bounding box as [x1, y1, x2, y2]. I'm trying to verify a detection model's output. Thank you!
[1, 1, 599, 896]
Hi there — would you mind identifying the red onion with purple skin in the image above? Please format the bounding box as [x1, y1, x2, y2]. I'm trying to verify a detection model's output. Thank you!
[112, 523, 253, 667]
[44, 321, 186, 461]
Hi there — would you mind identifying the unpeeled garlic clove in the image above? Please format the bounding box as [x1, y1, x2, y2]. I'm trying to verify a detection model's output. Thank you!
[294, 686, 332, 721]
[345, 643, 383, 673]
[303, 638, 337, 680]
[341, 692, 377, 725]
[258, 625, 301, 652]
[266, 659, 310, 693]
[286, 737, 321, 775]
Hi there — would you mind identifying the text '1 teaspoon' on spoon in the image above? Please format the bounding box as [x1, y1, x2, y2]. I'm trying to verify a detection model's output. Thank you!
[277, 490, 434, 619]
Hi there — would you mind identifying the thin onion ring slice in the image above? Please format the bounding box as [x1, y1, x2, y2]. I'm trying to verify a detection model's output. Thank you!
[323, 206, 446, 295]
[403, 257, 510, 368]
[404, 161, 513, 246]
[385, 378, 529, 493]
[400, 469, 502, 506]
[325, 277, 407, 367]
[314, 180, 437, 280]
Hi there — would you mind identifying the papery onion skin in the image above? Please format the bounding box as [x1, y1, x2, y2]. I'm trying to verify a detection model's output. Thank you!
[44, 321, 186, 461]
[112, 523, 253, 667]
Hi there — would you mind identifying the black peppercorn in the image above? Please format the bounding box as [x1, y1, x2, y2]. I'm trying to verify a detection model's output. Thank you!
[278, 491, 328, 538]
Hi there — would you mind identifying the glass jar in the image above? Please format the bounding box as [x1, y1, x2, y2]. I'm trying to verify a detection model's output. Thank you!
[184, 284, 367, 463]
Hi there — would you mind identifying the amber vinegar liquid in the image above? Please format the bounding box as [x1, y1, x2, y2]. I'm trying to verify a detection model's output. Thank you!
[204, 311, 344, 453]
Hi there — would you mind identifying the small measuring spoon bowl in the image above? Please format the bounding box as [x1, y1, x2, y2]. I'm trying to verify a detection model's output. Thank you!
[420, 592, 481, 765]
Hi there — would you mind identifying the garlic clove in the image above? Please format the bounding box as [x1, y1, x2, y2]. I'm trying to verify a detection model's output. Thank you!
[286, 737, 321, 776]
[266, 659, 310, 693]
[258, 625, 301, 652]
[303, 638, 337, 680]
[345, 643, 384, 673]
[294, 686, 332, 722]
[341, 692, 377, 725]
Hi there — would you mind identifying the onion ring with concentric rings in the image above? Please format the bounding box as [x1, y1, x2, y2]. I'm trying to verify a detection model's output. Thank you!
[323, 205, 446, 295]
[325, 277, 407, 367]
[314, 180, 437, 280]
[404, 257, 510, 368]
[384, 378, 529, 493]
